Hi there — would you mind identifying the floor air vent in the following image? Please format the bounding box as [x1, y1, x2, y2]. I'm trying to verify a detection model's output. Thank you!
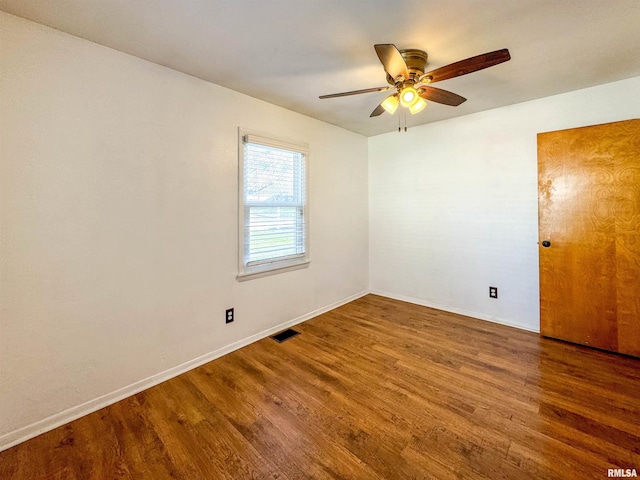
[271, 328, 300, 343]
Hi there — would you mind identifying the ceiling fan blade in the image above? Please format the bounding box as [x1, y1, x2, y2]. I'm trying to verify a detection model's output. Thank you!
[374, 44, 409, 81]
[422, 48, 511, 83]
[319, 86, 391, 99]
[370, 103, 386, 117]
[418, 86, 467, 106]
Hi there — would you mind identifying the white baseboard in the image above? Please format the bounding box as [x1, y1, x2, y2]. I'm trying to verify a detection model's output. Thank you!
[369, 289, 540, 334]
[0, 289, 368, 452]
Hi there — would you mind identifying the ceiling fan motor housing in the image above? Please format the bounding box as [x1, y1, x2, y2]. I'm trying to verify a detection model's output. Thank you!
[387, 49, 428, 84]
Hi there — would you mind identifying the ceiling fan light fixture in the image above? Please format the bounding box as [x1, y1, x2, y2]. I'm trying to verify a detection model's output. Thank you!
[320, 45, 511, 124]
[400, 86, 419, 107]
[381, 95, 399, 114]
[409, 97, 427, 114]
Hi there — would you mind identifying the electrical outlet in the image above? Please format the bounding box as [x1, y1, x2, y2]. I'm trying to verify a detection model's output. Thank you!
[489, 287, 498, 299]
[225, 308, 234, 324]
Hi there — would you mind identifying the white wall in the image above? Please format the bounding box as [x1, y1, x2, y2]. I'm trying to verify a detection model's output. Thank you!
[0, 12, 368, 449]
[369, 75, 640, 332]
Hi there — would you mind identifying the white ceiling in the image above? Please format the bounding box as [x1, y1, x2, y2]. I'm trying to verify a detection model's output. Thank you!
[2, 0, 640, 137]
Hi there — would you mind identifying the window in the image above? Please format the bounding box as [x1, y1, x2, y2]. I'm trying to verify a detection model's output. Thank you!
[238, 131, 309, 280]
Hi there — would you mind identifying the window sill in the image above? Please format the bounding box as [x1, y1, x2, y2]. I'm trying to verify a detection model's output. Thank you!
[237, 259, 310, 282]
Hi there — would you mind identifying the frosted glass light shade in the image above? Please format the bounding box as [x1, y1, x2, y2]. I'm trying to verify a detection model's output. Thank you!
[400, 86, 419, 107]
[381, 95, 399, 114]
[409, 97, 426, 114]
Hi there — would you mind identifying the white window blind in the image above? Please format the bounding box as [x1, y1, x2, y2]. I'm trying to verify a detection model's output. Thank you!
[239, 133, 308, 277]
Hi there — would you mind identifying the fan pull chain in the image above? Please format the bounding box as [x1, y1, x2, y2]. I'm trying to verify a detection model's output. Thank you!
[396, 111, 410, 133]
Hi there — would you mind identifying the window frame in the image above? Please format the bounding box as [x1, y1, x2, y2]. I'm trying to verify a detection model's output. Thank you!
[237, 129, 310, 281]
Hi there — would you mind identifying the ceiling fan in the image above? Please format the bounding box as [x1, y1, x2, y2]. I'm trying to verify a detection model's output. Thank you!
[319, 44, 511, 117]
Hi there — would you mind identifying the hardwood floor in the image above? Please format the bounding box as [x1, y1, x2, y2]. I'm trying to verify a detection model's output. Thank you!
[1, 294, 639, 479]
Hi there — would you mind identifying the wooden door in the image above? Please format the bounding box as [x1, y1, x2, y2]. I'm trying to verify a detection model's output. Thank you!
[538, 119, 640, 357]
